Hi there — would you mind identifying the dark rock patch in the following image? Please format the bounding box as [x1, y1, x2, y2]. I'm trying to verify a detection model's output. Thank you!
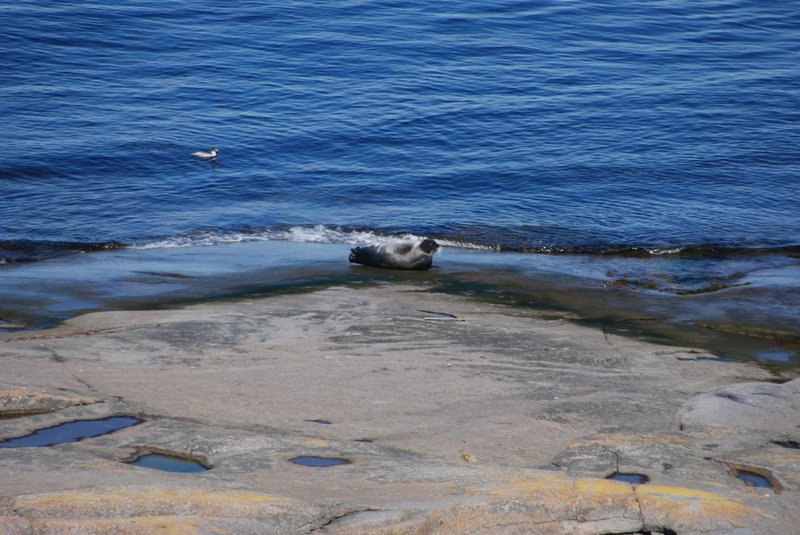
[772, 439, 800, 449]
[305, 419, 333, 425]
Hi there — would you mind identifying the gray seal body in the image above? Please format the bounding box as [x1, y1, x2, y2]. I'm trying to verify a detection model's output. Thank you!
[349, 239, 439, 270]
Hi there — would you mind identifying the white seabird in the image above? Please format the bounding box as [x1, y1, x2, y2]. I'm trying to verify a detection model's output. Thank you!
[192, 146, 219, 159]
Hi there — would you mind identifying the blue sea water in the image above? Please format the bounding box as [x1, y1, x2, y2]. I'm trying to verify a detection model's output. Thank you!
[3, 0, 799, 253]
[1, 1, 799, 363]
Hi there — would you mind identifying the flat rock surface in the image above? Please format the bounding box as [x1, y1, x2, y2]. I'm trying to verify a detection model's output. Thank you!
[0, 283, 797, 534]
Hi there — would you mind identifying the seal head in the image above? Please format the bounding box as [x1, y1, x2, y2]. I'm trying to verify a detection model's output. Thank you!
[349, 238, 439, 270]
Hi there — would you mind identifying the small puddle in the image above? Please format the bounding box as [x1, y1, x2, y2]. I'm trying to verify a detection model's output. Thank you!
[755, 350, 793, 363]
[735, 469, 772, 488]
[291, 456, 351, 468]
[305, 419, 332, 425]
[131, 453, 209, 473]
[0, 416, 142, 448]
[772, 440, 800, 449]
[606, 472, 650, 484]
[722, 461, 783, 492]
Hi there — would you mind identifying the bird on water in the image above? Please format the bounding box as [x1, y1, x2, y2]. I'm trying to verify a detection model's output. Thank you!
[192, 146, 219, 159]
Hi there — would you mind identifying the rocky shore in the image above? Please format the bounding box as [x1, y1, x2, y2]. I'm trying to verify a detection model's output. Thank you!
[1, 283, 798, 534]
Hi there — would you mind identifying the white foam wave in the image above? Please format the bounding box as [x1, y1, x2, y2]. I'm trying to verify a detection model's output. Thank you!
[131, 225, 492, 251]
[133, 231, 259, 249]
[647, 247, 684, 256]
[273, 226, 411, 245]
[435, 238, 499, 251]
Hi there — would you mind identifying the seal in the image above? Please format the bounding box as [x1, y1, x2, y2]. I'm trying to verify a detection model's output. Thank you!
[349, 239, 439, 270]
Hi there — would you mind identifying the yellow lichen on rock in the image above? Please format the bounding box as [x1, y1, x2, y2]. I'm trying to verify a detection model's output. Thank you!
[487, 471, 574, 497]
[303, 438, 330, 448]
[13, 488, 300, 519]
[421, 474, 643, 534]
[636, 484, 756, 531]
[28, 516, 203, 535]
[420, 474, 765, 535]
[574, 476, 633, 495]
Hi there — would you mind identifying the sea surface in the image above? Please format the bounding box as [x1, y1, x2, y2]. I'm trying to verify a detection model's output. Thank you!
[2, 1, 799, 368]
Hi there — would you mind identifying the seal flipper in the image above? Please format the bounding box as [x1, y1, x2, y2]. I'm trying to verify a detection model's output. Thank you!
[349, 245, 383, 267]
